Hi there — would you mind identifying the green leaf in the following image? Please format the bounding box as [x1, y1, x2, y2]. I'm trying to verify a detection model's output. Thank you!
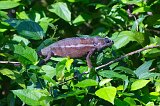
[16, 11, 29, 19]
[40, 65, 57, 85]
[112, 31, 134, 49]
[56, 59, 67, 81]
[155, 81, 160, 92]
[0, 1, 20, 9]
[132, 6, 151, 14]
[73, 14, 91, 25]
[0, 69, 25, 88]
[95, 4, 106, 9]
[132, 31, 145, 46]
[49, 2, 71, 22]
[112, 31, 145, 49]
[99, 79, 112, 86]
[41, 65, 56, 78]
[14, 45, 38, 65]
[0, 21, 10, 32]
[12, 89, 49, 106]
[39, 17, 53, 33]
[0, 11, 9, 20]
[146, 102, 154, 106]
[136, 72, 160, 79]
[65, 58, 73, 71]
[98, 70, 129, 90]
[134, 60, 153, 79]
[12, 35, 30, 45]
[131, 80, 150, 91]
[0, 68, 15, 80]
[95, 86, 117, 104]
[115, 98, 129, 106]
[124, 97, 136, 106]
[114, 66, 135, 75]
[75, 79, 98, 88]
[6, 19, 44, 40]
[121, 0, 143, 6]
[54, 90, 86, 100]
[142, 43, 160, 58]
[73, 14, 85, 25]
[98, 70, 128, 81]
[144, 14, 160, 26]
[67, 0, 89, 3]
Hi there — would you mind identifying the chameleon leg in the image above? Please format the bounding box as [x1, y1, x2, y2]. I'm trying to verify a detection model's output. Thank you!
[38, 52, 52, 66]
[44, 52, 52, 62]
[86, 48, 96, 68]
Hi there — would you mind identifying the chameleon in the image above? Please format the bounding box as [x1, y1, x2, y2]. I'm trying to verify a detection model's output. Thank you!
[38, 36, 114, 68]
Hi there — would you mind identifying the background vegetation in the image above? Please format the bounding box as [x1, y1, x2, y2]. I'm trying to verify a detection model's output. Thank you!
[0, 0, 160, 105]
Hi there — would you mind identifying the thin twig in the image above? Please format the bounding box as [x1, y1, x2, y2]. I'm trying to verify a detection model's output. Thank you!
[149, 68, 156, 72]
[0, 61, 20, 64]
[95, 45, 160, 70]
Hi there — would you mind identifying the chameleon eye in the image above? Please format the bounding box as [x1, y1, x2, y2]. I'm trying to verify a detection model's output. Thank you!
[93, 42, 97, 46]
[105, 38, 111, 43]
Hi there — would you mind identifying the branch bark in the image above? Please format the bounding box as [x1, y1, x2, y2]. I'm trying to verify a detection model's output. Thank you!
[0, 61, 20, 64]
[95, 45, 160, 70]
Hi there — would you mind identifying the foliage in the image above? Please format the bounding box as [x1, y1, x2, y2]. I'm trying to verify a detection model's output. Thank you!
[0, 0, 160, 106]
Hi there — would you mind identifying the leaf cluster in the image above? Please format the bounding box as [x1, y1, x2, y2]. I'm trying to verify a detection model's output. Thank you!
[0, 0, 160, 106]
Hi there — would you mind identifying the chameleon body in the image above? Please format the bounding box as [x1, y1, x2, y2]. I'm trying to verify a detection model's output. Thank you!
[39, 37, 114, 68]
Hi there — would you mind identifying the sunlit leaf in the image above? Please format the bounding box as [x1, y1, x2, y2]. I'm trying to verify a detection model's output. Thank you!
[41, 65, 56, 78]
[121, 0, 143, 6]
[0, 69, 25, 88]
[95, 86, 117, 104]
[146, 102, 154, 106]
[0, 1, 20, 9]
[12, 35, 30, 45]
[132, 6, 151, 14]
[56, 59, 67, 81]
[49, 2, 71, 22]
[73, 14, 91, 25]
[75, 79, 98, 88]
[131, 80, 150, 91]
[99, 79, 112, 86]
[0, 68, 15, 80]
[112, 31, 145, 49]
[12, 89, 49, 106]
[14, 45, 38, 65]
[112, 31, 134, 49]
[66, 58, 73, 71]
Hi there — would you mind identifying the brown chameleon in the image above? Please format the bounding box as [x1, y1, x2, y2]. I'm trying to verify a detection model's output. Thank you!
[39, 36, 114, 68]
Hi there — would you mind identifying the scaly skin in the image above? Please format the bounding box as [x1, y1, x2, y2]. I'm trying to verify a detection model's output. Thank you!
[39, 36, 114, 68]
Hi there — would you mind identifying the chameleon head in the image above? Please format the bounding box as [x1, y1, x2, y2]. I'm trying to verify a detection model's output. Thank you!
[95, 37, 114, 50]
[39, 47, 51, 56]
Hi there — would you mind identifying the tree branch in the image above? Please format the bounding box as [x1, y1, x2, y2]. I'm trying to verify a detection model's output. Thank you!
[51, 45, 160, 86]
[95, 45, 160, 70]
[0, 61, 20, 64]
[0, 61, 20, 66]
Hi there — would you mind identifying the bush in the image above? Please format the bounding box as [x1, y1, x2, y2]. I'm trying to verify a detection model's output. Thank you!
[0, 0, 160, 105]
